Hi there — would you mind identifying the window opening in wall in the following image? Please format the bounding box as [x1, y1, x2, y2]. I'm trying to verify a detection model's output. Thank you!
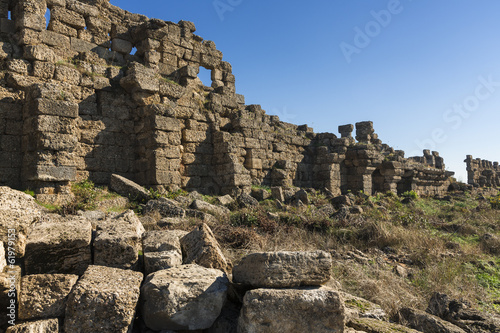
[198, 67, 212, 87]
[131, 47, 138, 55]
[7, 10, 11, 20]
[45, 8, 50, 29]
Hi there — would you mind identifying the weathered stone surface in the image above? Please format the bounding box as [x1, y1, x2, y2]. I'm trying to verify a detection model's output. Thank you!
[238, 287, 344, 333]
[19, 274, 79, 320]
[180, 223, 230, 272]
[348, 318, 420, 333]
[143, 230, 187, 275]
[6, 318, 59, 333]
[24, 215, 92, 275]
[237, 193, 259, 208]
[110, 173, 151, 202]
[217, 194, 235, 206]
[341, 291, 387, 321]
[144, 198, 186, 218]
[190, 199, 230, 216]
[271, 186, 285, 202]
[233, 251, 332, 288]
[396, 307, 466, 333]
[94, 210, 145, 270]
[141, 264, 229, 331]
[0, 187, 42, 258]
[64, 265, 143, 333]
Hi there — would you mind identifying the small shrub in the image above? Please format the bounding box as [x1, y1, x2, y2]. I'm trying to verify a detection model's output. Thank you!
[402, 190, 419, 200]
[489, 195, 500, 209]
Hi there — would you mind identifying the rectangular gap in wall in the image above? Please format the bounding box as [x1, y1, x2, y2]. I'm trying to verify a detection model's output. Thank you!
[45, 8, 50, 29]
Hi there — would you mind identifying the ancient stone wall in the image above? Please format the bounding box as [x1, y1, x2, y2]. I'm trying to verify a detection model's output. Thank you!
[465, 155, 499, 187]
[0, 0, 455, 200]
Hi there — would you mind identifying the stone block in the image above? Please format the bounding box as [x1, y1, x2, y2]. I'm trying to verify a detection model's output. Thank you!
[141, 264, 228, 331]
[182, 129, 207, 143]
[143, 230, 187, 275]
[64, 265, 143, 333]
[33, 98, 79, 118]
[70, 37, 97, 53]
[94, 210, 145, 270]
[25, 215, 92, 275]
[233, 251, 332, 288]
[144, 198, 186, 218]
[54, 64, 81, 85]
[112, 38, 133, 54]
[180, 223, 230, 273]
[238, 287, 344, 333]
[19, 274, 78, 320]
[23, 45, 56, 62]
[15, 12, 45, 31]
[110, 174, 150, 202]
[33, 165, 76, 182]
[41, 30, 70, 48]
[51, 7, 85, 29]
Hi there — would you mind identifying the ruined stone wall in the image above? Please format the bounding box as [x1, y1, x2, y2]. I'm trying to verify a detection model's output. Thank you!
[0, 0, 455, 200]
[465, 155, 499, 188]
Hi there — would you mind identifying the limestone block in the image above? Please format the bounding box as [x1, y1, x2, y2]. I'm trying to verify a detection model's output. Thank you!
[66, 0, 99, 17]
[7, 59, 30, 75]
[159, 80, 185, 99]
[34, 98, 78, 118]
[34, 165, 76, 182]
[23, 45, 56, 62]
[15, 12, 45, 31]
[6, 318, 59, 333]
[233, 251, 332, 288]
[183, 129, 207, 143]
[271, 186, 285, 202]
[141, 264, 228, 331]
[144, 198, 186, 218]
[0, 187, 42, 258]
[190, 199, 230, 217]
[349, 318, 420, 333]
[19, 274, 78, 320]
[33, 61, 55, 79]
[94, 210, 144, 270]
[41, 30, 71, 48]
[154, 116, 182, 132]
[64, 265, 143, 333]
[238, 287, 344, 333]
[48, 20, 78, 37]
[112, 38, 133, 54]
[25, 215, 92, 275]
[396, 307, 466, 333]
[110, 174, 150, 202]
[51, 7, 85, 29]
[180, 223, 230, 272]
[143, 230, 187, 275]
[54, 64, 81, 85]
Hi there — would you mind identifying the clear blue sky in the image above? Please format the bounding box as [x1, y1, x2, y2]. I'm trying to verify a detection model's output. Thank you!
[111, 0, 500, 182]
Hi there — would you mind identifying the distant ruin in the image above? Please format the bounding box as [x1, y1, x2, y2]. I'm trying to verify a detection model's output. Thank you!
[0, 0, 481, 202]
[465, 155, 500, 188]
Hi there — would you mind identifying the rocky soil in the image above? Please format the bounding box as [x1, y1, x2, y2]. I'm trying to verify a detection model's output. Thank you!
[0, 175, 499, 332]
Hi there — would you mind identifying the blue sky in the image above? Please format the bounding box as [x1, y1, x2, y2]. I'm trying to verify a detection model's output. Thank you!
[111, 0, 500, 182]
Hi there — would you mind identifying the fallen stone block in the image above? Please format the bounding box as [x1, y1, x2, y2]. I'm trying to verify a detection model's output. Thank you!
[180, 223, 230, 273]
[144, 198, 186, 218]
[110, 174, 150, 203]
[341, 291, 387, 321]
[238, 287, 344, 333]
[94, 210, 144, 270]
[232, 251, 332, 288]
[217, 194, 235, 206]
[6, 318, 59, 333]
[190, 199, 230, 217]
[348, 317, 420, 333]
[64, 265, 143, 333]
[143, 230, 187, 275]
[19, 274, 78, 320]
[141, 264, 229, 331]
[24, 215, 92, 275]
[396, 307, 466, 333]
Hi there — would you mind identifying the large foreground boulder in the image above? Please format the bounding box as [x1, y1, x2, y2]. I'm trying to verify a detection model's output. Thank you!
[238, 287, 344, 333]
[64, 265, 143, 333]
[24, 215, 92, 275]
[6, 318, 59, 333]
[142, 230, 187, 275]
[94, 210, 145, 270]
[19, 274, 79, 320]
[232, 251, 332, 288]
[180, 223, 230, 273]
[141, 264, 229, 331]
[0, 187, 42, 257]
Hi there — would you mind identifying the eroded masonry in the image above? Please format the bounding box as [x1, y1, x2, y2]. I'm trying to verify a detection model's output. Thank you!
[0, 0, 458, 201]
[465, 155, 500, 188]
